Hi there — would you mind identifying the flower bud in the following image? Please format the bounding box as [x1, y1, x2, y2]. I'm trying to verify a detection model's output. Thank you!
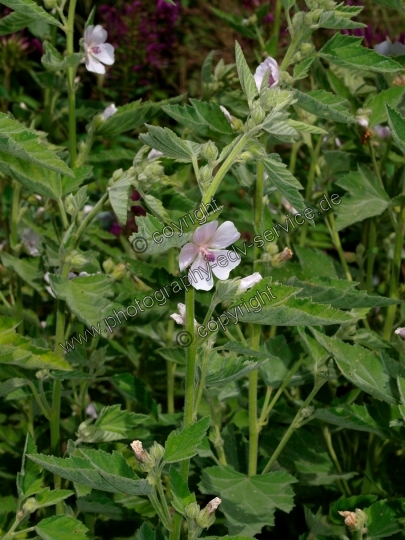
[22, 498, 38, 514]
[271, 247, 293, 268]
[266, 242, 279, 255]
[111, 263, 127, 281]
[251, 105, 266, 125]
[395, 327, 405, 340]
[239, 151, 254, 162]
[65, 193, 75, 215]
[200, 165, 213, 185]
[238, 273, 263, 292]
[292, 12, 306, 32]
[291, 51, 303, 63]
[112, 168, 124, 183]
[44, 0, 57, 8]
[36, 369, 49, 380]
[130, 440, 155, 472]
[185, 502, 200, 520]
[300, 43, 314, 56]
[202, 141, 218, 161]
[338, 509, 367, 532]
[71, 252, 89, 269]
[102, 258, 115, 274]
[280, 71, 294, 85]
[196, 498, 221, 529]
[149, 442, 165, 461]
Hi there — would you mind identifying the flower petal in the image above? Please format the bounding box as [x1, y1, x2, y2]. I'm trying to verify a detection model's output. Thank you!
[85, 54, 106, 74]
[84, 25, 94, 45]
[179, 242, 199, 271]
[254, 57, 279, 91]
[193, 221, 218, 247]
[210, 249, 241, 280]
[170, 313, 184, 325]
[92, 43, 115, 65]
[238, 272, 262, 292]
[88, 24, 108, 46]
[189, 253, 213, 291]
[209, 221, 240, 249]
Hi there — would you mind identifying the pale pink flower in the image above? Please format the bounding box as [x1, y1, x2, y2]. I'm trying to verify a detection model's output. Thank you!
[254, 57, 280, 91]
[84, 25, 115, 74]
[170, 303, 198, 327]
[179, 221, 241, 291]
[101, 104, 117, 119]
[395, 327, 405, 340]
[238, 272, 262, 292]
[373, 125, 391, 139]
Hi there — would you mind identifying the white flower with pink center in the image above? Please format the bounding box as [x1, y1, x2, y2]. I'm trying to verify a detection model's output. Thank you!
[84, 25, 115, 75]
[254, 57, 280, 91]
[179, 221, 241, 291]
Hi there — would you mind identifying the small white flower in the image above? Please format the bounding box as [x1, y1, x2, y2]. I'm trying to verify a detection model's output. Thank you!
[395, 327, 405, 340]
[171, 303, 199, 328]
[238, 272, 262, 292]
[374, 39, 405, 56]
[22, 228, 41, 256]
[130, 440, 148, 463]
[179, 221, 241, 291]
[357, 116, 368, 127]
[373, 125, 391, 139]
[281, 196, 299, 216]
[84, 25, 115, 74]
[335, 137, 342, 148]
[82, 205, 94, 216]
[101, 103, 117, 120]
[86, 403, 98, 419]
[147, 149, 164, 160]
[220, 105, 233, 124]
[356, 109, 371, 128]
[254, 57, 280, 91]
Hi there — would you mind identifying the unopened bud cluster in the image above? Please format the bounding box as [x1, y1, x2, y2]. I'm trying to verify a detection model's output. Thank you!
[266, 246, 294, 268]
[185, 497, 222, 530]
[338, 509, 367, 533]
[130, 440, 165, 473]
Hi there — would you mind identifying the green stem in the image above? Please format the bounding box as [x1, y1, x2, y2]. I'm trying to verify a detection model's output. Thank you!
[156, 480, 173, 529]
[322, 425, 351, 496]
[261, 380, 325, 474]
[193, 350, 209, 419]
[365, 218, 377, 294]
[149, 490, 172, 531]
[288, 142, 301, 174]
[57, 199, 69, 229]
[299, 136, 322, 247]
[167, 249, 176, 414]
[368, 140, 397, 231]
[268, 0, 282, 56]
[27, 381, 51, 420]
[280, 32, 302, 71]
[10, 181, 21, 251]
[382, 204, 405, 340]
[202, 134, 249, 206]
[264, 357, 304, 420]
[67, 0, 78, 168]
[325, 214, 353, 282]
[72, 193, 108, 249]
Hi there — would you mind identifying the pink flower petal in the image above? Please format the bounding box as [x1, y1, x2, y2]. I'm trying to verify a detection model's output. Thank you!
[254, 57, 279, 91]
[88, 24, 108, 46]
[210, 249, 241, 280]
[91, 43, 115, 65]
[189, 253, 213, 291]
[193, 221, 218, 247]
[209, 221, 240, 249]
[179, 242, 199, 271]
[85, 54, 106, 74]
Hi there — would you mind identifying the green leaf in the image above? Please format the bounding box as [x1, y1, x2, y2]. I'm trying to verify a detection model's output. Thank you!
[49, 274, 120, 332]
[189, 99, 234, 134]
[112, 372, 159, 419]
[162, 103, 206, 134]
[288, 276, 399, 309]
[281, 0, 296, 9]
[128, 213, 192, 255]
[367, 87, 405, 126]
[0, 113, 73, 176]
[77, 404, 146, 443]
[228, 279, 352, 326]
[17, 433, 43, 499]
[87, 148, 135, 163]
[164, 416, 211, 463]
[141, 193, 170, 223]
[235, 41, 258, 103]
[0, 377, 30, 397]
[293, 58, 314, 80]
[41, 41, 82, 72]
[319, 34, 402, 73]
[108, 170, 133, 226]
[263, 157, 306, 215]
[294, 89, 356, 123]
[36, 515, 88, 540]
[386, 104, 405, 154]
[294, 245, 338, 279]
[62, 166, 93, 196]
[364, 500, 403, 539]
[139, 125, 201, 162]
[0, 150, 62, 199]
[35, 488, 74, 509]
[169, 466, 196, 514]
[199, 466, 297, 536]
[0, 252, 42, 292]
[0, 0, 61, 27]
[27, 450, 153, 496]
[288, 120, 328, 135]
[312, 330, 402, 403]
[96, 101, 152, 137]
[0, 317, 72, 371]
[334, 165, 390, 231]
[215, 341, 270, 358]
[370, 0, 402, 9]
[135, 523, 156, 540]
[318, 9, 366, 29]
[313, 404, 390, 438]
[204, 351, 266, 386]
[0, 10, 34, 35]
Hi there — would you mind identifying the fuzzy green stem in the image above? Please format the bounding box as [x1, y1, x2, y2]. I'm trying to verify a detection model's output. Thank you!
[263, 357, 304, 421]
[262, 380, 325, 474]
[325, 214, 353, 282]
[67, 0, 78, 167]
[268, 0, 283, 56]
[323, 425, 351, 496]
[202, 134, 249, 206]
[365, 218, 377, 294]
[382, 204, 405, 340]
[193, 350, 210, 419]
[299, 136, 322, 247]
[149, 490, 172, 531]
[72, 193, 108, 249]
[156, 480, 173, 529]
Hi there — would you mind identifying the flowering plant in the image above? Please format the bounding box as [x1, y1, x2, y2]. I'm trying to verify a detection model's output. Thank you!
[0, 0, 405, 539]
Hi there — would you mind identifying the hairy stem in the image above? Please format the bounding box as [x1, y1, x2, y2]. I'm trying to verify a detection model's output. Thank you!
[67, 0, 78, 167]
